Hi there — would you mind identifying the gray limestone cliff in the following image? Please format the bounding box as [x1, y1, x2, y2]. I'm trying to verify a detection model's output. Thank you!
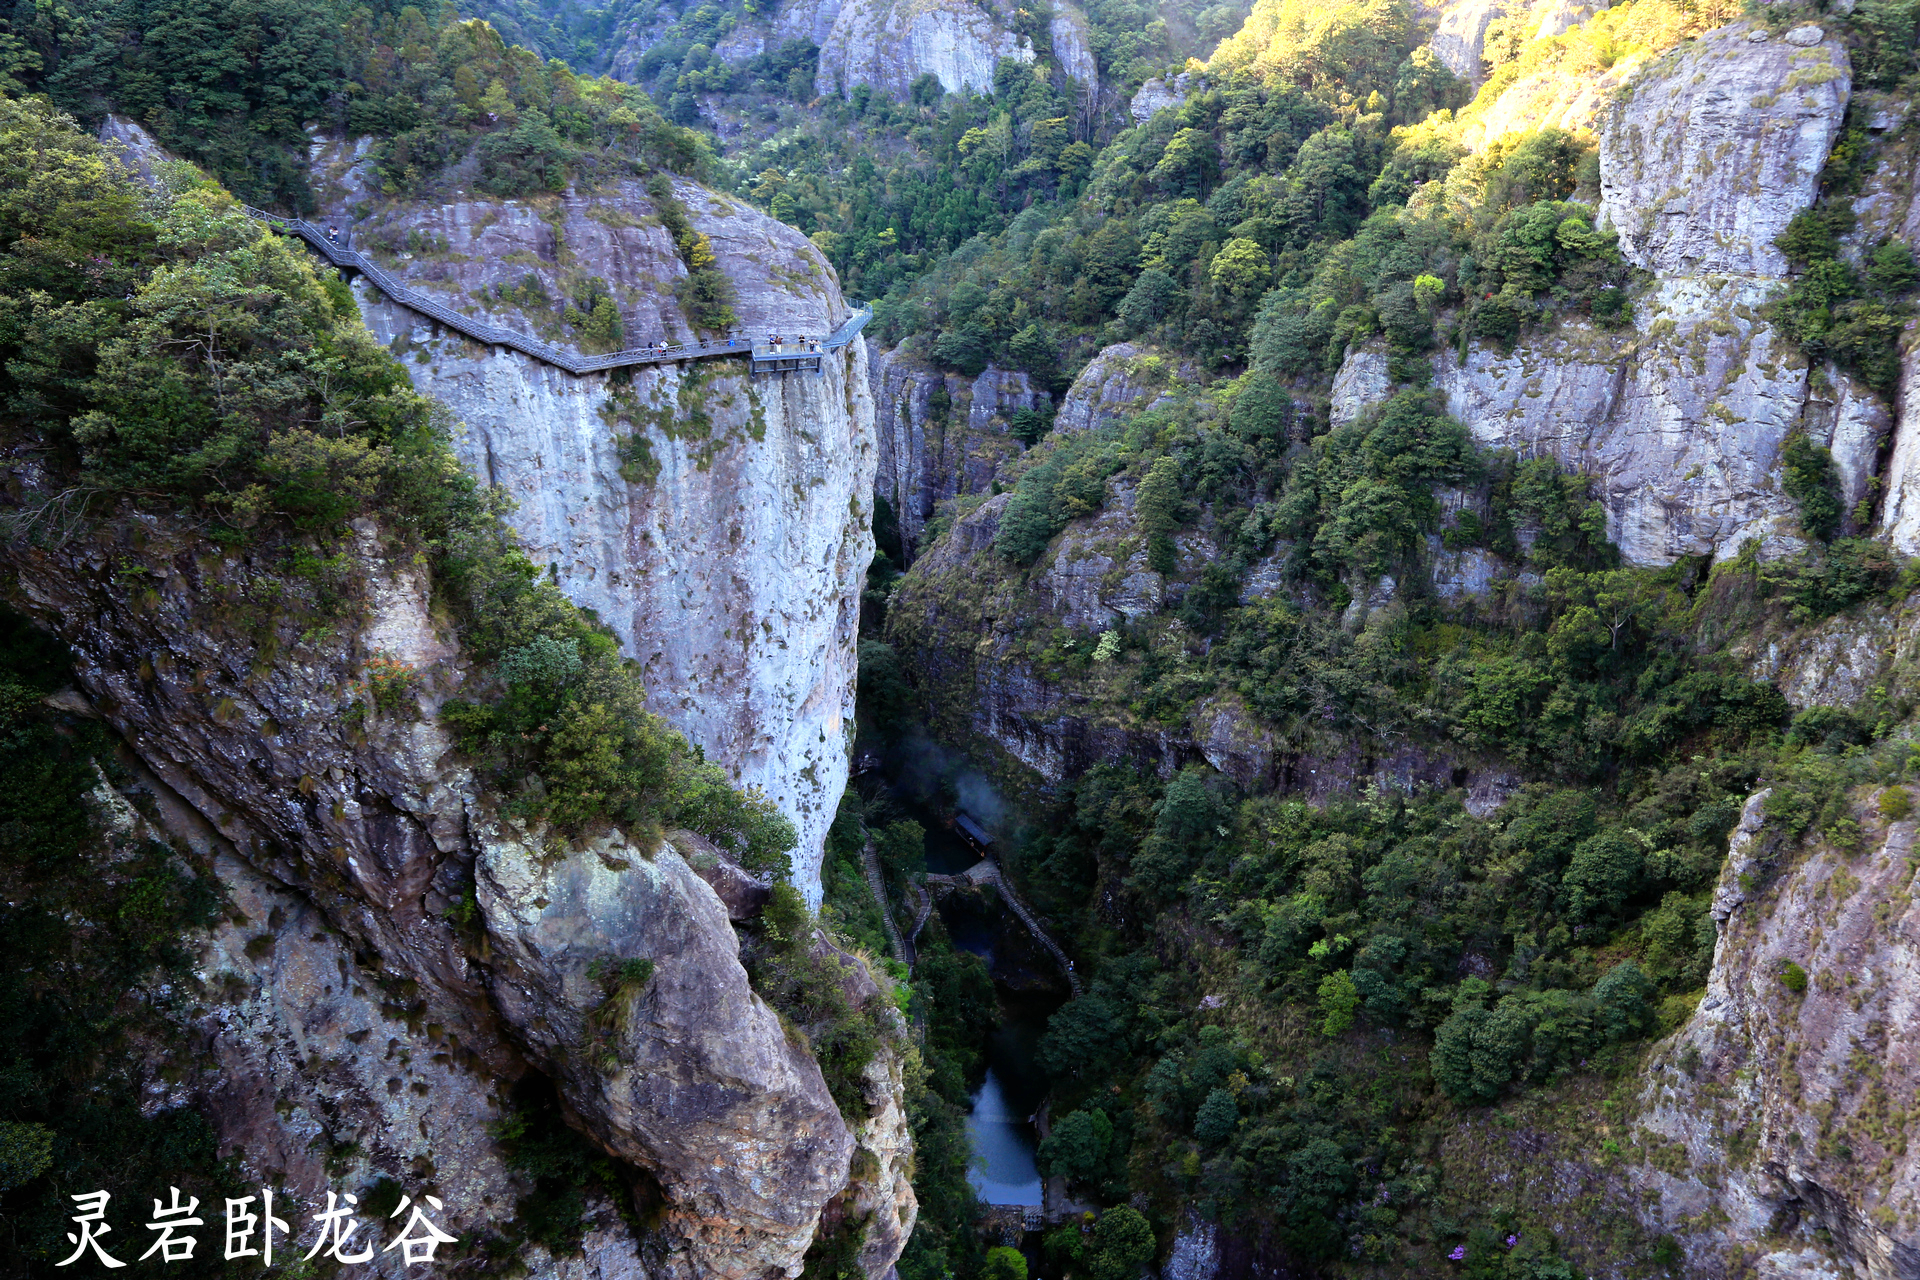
[305, 142, 876, 905]
[886, 476, 1519, 808]
[619, 0, 1097, 98]
[871, 346, 1049, 558]
[1633, 789, 1920, 1277]
[1846, 112, 1920, 555]
[0, 516, 911, 1280]
[1332, 20, 1860, 567]
[1054, 342, 1194, 435]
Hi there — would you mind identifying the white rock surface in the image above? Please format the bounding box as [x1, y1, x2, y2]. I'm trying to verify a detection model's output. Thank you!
[871, 347, 1045, 557]
[813, 0, 1037, 97]
[1634, 793, 1920, 1278]
[1329, 345, 1390, 425]
[304, 158, 875, 904]
[1050, 3, 1099, 85]
[1599, 22, 1851, 279]
[1878, 338, 1920, 553]
[1130, 72, 1194, 122]
[1055, 342, 1192, 434]
[1424, 0, 1504, 79]
[1336, 27, 1865, 568]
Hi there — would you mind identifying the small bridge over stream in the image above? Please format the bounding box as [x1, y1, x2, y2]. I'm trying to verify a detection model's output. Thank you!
[245, 208, 871, 376]
[927, 857, 1083, 997]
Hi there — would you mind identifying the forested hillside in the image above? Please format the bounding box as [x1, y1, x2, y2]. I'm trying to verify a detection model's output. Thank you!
[4, 0, 1920, 1273]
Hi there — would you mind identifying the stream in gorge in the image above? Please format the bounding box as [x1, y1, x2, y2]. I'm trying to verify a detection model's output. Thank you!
[872, 761, 1066, 1209]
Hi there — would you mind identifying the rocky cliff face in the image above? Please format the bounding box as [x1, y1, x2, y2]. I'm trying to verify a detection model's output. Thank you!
[1633, 789, 1920, 1278]
[1, 516, 909, 1279]
[305, 144, 875, 904]
[1054, 342, 1194, 435]
[871, 346, 1048, 557]
[887, 478, 1518, 807]
[649, 0, 1098, 99]
[1845, 109, 1920, 555]
[1334, 20, 1862, 567]
[870, 341, 1199, 564]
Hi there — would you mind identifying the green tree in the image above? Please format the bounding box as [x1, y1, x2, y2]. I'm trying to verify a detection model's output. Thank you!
[1316, 969, 1359, 1035]
[1209, 236, 1273, 311]
[1781, 433, 1842, 541]
[1008, 323, 1059, 388]
[1561, 830, 1644, 918]
[1116, 268, 1182, 333]
[1134, 455, 1183, 574]
[0, 1121, 54, 1191]
[1150, 128, 1220, 198]
[984, 1245, 1029, 1280]
[1089, 1206, 1156, 1280]
[1230, 372, 1293, 447]
[1036, 1108, 1112, 1182]
[1591, 960, 1654, 1041]
[1192, 1087, 1239, 1144]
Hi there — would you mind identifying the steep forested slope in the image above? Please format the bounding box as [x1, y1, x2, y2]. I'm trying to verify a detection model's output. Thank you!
[850, 0, 1920, 1275]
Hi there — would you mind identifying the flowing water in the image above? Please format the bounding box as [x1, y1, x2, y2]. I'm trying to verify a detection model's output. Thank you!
[868, 760, 1061, 1207]
[962, 994, 1056, 1206]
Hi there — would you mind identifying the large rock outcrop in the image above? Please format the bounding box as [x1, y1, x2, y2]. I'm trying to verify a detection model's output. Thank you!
[871, 346, 1047, 557]
[1054, 342, 1193, 435]
[614, 0, 1096, 96]
[1633, 790, 1920, 1277]
[305, 144, 875, 904]
[887, 480, 1515, 803]
[676, 0, 1097, 98]
[1598, 23, 1849, 279]
[1333, 21, 1861, 566]
[1850, 117, 1920, 552]
[0, 515, 905, 1279]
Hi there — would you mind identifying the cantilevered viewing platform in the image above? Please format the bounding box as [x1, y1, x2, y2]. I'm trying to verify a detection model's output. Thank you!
[245, 207, 871, 377]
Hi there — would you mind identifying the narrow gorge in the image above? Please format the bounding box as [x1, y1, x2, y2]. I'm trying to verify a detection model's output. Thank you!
[5, 0, 1920, 1276]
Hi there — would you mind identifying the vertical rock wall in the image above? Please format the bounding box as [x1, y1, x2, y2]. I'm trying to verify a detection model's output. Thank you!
[870, 347, 1045, 559]
[1330, 21, 1862, 566]
[0, 516, 889, 1279]
[1633, 790, 1920, 1278]
[308, 162, 877, 903]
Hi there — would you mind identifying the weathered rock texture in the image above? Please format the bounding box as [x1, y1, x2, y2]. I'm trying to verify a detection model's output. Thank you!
[1424, 0, 1504, 80]
[1851, 121, 1920, 553]
[1598, 23, 1849, 279]
[741, 0, 1097, 97]
[887, 480, 1518, 805]
[477, 824, 856, 1279]
[871, 346, 1047, 557]
[1334, 23, 1866, 566]
[304, 146, 876, 903]
[1634, 790, 1920, 1277]
[618, 0, 1096, 95]
[1054, 341, 1193, 435]
[1130, 72, 1194, 122]
[0, 515, 907, 1279]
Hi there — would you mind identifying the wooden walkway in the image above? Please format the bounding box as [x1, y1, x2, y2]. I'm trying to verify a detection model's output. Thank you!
[244, 207, 870, 376]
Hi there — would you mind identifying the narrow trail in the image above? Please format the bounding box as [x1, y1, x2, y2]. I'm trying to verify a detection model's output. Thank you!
[906, 882, 933, 965]
[861, 837, 909, 967]
[243, 207, 870, 376]
[930, 857, 1083, 997]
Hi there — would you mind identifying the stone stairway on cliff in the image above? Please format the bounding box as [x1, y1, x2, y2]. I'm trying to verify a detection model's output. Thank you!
[245, 208, 871, 376]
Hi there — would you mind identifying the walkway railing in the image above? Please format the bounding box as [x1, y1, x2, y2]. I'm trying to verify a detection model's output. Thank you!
[244, 206, 871, 377]
[927, 856, 1083, 997]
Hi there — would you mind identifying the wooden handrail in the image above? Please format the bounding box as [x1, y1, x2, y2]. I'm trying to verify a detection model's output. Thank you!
[244, 207, 870, 376]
